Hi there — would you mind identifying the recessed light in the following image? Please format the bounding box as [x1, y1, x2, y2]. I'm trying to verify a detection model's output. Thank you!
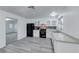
[50, 12, 58, 16]
[6, 18, 12, 21]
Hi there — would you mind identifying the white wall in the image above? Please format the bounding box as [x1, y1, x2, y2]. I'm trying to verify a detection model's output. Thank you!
[63, 10, 79, 39]
[29, 18, 48, 24]
[0, 16, 6, 48]
[17, 17, 27, 40]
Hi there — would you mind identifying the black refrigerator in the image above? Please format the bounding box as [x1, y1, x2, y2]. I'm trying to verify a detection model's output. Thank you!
[27, 23, 34, 37]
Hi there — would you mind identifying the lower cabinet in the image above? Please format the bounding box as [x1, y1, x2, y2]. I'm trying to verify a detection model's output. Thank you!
[33, 30, 39, 38]
[46, 29, 52, 38]
[54, 41, 79, 53]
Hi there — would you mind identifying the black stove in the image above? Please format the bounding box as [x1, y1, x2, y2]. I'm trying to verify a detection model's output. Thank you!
[40, 29, 46, 38]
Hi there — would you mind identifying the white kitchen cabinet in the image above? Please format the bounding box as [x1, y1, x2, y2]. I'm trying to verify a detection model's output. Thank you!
[54, 41, 79, 53]
[46, 29, 52, 38]
[33, 30, 39, 38]
[52, 32, 79, 53]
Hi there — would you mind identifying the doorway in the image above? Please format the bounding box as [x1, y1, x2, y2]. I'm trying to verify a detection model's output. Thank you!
[6, 17, 17, 45]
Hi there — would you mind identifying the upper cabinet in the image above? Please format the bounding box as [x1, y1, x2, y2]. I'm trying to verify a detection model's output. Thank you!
[34, 15, 63, 30]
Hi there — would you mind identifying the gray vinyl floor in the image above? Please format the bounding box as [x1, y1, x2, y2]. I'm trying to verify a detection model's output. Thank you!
[6, 32, 17, 45]
[0, 37, 53, 53]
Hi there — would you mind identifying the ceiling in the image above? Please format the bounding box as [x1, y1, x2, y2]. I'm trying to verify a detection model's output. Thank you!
[0, 6, 67, 19]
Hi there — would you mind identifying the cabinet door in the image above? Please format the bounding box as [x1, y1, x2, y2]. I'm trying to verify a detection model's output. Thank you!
[33, 30, 39, 37]
[46, 29, 52, 38]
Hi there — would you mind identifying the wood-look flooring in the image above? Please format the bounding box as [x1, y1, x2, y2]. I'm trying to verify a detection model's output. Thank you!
[0, 37, 53, 53]
[6, 32, 17, 45]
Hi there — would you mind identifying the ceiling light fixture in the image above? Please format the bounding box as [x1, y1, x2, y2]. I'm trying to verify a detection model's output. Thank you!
[28, 6, 35, 9]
